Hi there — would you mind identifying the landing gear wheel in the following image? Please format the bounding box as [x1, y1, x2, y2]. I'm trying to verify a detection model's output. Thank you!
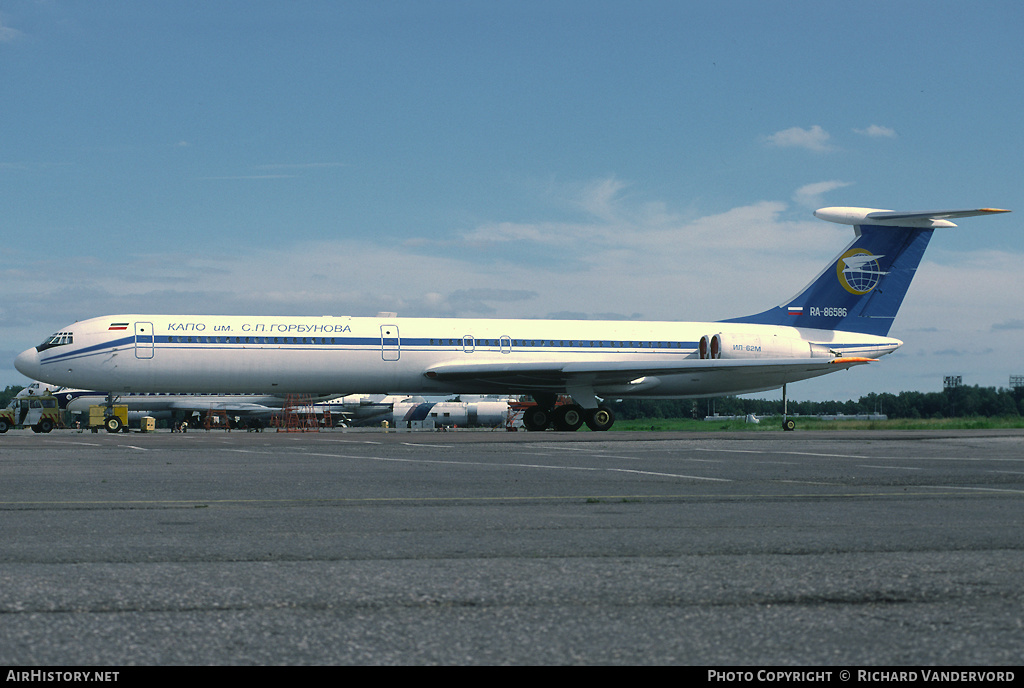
[585, 406, 615, 431]
[553, 404, 585, 431]
[104, 416, 123, 433]
[782, 418, 796, 431]
[523, 406, 551, 432]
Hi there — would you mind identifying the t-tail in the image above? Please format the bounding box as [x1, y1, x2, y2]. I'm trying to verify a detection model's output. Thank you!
[723, 206, 1011, 336]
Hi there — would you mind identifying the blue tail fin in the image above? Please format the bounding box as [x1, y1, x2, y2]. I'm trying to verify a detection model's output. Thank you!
[724, 206, 1010, 336]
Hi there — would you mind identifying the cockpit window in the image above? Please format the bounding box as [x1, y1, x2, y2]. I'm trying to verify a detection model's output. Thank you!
[36, 332, 74, 352]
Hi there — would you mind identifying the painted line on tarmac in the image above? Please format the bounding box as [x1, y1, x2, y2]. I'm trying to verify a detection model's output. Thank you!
[532, 443, 722, 463]
[1, 488, 1009, 508]
[695, 446, 1024, 463]
[305, 451, 731, 482]
[857, 464, 923, 471]
[323, 439, 382, 445]
[920, 485, 1024, 495]
[41, 440, 105, 447]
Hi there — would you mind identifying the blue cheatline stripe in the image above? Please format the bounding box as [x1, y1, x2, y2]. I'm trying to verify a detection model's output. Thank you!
[40, 334, 705, 367]
[40, 336, 135, 365]
[159, 334, 701, 349]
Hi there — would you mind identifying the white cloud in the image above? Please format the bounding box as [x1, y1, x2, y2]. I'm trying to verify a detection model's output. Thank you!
[854, 124, 897, 138]
[765, 125, 832, 152]
[460, 219, 575, 246]
[0, 18, 22, 43]
[793, 180, 854, 208]
[255, 162, 349, 170]
[572, 176, 631, 222]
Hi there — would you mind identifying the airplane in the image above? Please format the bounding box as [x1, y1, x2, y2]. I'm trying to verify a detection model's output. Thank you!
[14, 206, 1010, 432]
[16, 381, 336, 428]
[309, 394, 513, 428]
[310, 393, 406, 426]
[390, 396, 511, 429]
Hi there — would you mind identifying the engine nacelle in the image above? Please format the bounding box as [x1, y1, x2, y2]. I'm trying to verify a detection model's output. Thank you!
[705, 333, 832, 360]
[698, 334, 726, 359]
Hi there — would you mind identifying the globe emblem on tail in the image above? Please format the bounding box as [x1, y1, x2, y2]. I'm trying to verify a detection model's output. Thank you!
[836, 249, 887, 295]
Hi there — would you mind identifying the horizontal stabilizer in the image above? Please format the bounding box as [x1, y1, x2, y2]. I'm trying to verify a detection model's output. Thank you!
[814, 207, 1010, 228]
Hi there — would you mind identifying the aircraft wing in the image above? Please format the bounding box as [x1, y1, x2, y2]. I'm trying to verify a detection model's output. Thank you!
[423, 357, 874, 392]
[165, 401, 278, 414]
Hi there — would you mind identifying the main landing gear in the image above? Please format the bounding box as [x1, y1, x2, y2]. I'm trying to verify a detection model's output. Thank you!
[781, 383, 796, 431]
[522, 393, 615, 432]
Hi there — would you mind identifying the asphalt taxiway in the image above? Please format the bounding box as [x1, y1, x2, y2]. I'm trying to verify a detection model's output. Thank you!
[1, 428, 1022, 665]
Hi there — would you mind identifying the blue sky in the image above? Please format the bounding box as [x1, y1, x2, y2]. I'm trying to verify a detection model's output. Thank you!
[2, 1, 1022, 401]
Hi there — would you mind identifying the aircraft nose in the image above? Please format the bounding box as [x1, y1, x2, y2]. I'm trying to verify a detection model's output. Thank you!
[14, 347, 41, 378]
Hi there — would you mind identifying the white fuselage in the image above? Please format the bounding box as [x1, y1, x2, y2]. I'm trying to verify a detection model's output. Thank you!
[16, 313, 901, 399]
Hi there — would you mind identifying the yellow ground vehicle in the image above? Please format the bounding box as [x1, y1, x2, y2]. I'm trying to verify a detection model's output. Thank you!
[0, 393, 62, 433]
[87, 404, 129, 433]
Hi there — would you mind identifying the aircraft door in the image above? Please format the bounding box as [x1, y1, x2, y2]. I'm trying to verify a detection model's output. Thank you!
[381, 325, 400, 361]
[135, 322, 155, 359]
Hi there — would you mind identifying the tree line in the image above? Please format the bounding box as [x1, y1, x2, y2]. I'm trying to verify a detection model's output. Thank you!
[613, 385, 1024, 420]
[1, 385, 24, 408]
